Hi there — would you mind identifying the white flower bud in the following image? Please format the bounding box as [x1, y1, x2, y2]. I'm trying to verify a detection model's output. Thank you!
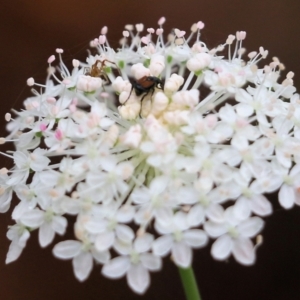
[112, 76, 131, 94]
[149, 54, 165, 76]
[187, 53, 211, 72]
[172, 89, 199, 109]
[76, 75, 102, 92]
[131, 63, 150, 80]
[151, 92, 169, 116]
[118, 100, 141, 120]
[164, 74, 184, 93]
[120, 124, 142, 148]
[163, 110, 189, 126]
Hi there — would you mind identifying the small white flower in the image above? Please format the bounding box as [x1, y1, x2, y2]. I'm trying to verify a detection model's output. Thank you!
[102, 234, 161, 294]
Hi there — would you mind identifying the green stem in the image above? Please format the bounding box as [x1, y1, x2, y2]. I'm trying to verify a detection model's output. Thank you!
[178, 266, 201, 300]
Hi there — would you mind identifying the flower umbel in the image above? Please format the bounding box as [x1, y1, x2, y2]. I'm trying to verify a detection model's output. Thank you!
[1, 18, 300, 295]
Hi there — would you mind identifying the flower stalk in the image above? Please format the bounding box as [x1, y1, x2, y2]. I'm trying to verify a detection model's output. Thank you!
[178, 266, 201, 300]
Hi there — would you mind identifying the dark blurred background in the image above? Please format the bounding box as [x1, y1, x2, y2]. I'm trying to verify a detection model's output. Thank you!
[1, 0, 300, 299]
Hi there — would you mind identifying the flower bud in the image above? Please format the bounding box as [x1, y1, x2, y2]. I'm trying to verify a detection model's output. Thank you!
[131, 63, 150, 80]
[149, 55, 165, 76]
[187, 53, 212, 72]
[76, 75, 102, 92]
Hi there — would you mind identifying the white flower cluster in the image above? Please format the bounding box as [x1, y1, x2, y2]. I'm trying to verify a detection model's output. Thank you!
[1, 17, 300, 294]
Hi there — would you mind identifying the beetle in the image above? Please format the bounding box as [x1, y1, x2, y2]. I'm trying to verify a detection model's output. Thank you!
[125, 76, 164, 104]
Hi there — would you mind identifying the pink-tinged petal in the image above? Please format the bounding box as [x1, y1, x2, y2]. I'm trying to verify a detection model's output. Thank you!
[102, 256, 130, 279]
[211, 235, 232, 260]
[72, 252, 93, 281]
[53, 240, 81, 259]
[140, 253, 162, 271]
[183, 229, 208, 248]
[95, 231, 115, 252]
[204, 221, 227, 238]
[152, 235, 173, 257]
[39, 223, 55, 248]
[279, 184, 295, 209]
[6, 242, 24, 264]
[232, 238, 255, 265]
[172, 242, 192, 268]
[238, 217, 264, 238]
[249, 194, 272, 216]
[127, 264, 150, 294]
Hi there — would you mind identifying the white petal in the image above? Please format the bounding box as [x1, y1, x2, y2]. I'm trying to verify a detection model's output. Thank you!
[116, 205, 135, 222]
[279, 184, 295, 209]
[206, 204, 225, 223]
[51, 216, 67, 235]
[20, 209, 44, 227]
[18, 230, 30, 247]
[233, 198, 251, 221]
[0, 190, 12, 213]
[72, 252, 93, 281]
[134, 233, 154, 253]
[249, 194, 272, 216]
[53, 240, 81, 259]
[204, 221, 227, 238]
[183, 230, 208, 248]
[6, 242, 23, 264]
[140, 253, 162, 271]
[238, 217, 264, 238]
[102, 256, 130, 279]
[95, 231, 115, 252]
[91, 248, 110, 264]
[130, 187, 151, 204]
[116, 224, 134, 243]
[39, 223, 55, 248]
[235, 103, 254, 117]
[211, 235, 232, 260]
[127, 264, 150, 294]
[187, 204, 205, 227]
[172, 242, 192, 268]
[232, 238, 255, 265]
[38, 170, 59, 187]
[152, 235, 173, 257]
